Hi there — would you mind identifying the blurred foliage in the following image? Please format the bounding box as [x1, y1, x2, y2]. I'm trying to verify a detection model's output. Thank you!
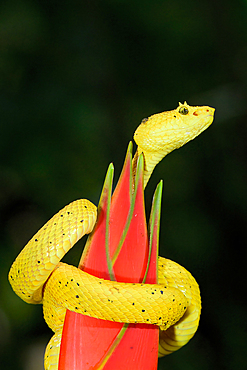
[1, 0, 247, 369]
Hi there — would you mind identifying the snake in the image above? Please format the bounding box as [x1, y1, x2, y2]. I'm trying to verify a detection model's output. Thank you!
[9, 102, 215, 369]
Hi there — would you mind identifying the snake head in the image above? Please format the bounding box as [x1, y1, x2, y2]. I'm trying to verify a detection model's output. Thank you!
[134, 102, 215, 155]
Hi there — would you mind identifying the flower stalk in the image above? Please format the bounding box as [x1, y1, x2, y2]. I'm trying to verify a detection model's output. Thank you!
[58, 143, 163, 370]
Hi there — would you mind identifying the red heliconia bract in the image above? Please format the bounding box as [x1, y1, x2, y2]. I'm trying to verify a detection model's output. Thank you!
[58, 143, 163, 370]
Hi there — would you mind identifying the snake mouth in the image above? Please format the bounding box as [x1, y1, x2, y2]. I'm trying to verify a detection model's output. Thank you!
[185, 110, 215, 131]
[169, 111, 214, 149]
[173, 111, 214, 134]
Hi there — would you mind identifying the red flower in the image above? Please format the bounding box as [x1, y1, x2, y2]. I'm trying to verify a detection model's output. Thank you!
[58, 143, 162, 370]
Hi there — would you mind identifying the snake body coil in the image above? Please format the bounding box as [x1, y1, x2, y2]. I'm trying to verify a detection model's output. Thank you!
[9, 102, 215, 369]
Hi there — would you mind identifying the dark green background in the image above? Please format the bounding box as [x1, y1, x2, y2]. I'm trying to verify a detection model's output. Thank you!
[1, 0, 247, 369]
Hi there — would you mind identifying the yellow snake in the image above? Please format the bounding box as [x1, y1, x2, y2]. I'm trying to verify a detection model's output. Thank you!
[9, 102, 215, 368]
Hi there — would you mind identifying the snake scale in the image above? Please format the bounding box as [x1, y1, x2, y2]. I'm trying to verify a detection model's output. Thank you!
[9, 102, 215, 368]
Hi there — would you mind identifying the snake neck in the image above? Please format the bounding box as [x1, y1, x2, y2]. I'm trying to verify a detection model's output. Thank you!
[133, 146, 169, 190]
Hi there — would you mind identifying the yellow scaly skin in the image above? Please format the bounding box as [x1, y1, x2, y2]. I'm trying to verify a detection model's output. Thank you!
[9, 102, 215, 369]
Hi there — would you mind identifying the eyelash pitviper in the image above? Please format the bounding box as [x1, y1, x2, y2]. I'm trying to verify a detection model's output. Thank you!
[8, 101, 215, 368]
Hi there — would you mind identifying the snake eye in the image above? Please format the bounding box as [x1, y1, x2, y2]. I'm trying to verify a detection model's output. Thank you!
[179, 106, 189, 115]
